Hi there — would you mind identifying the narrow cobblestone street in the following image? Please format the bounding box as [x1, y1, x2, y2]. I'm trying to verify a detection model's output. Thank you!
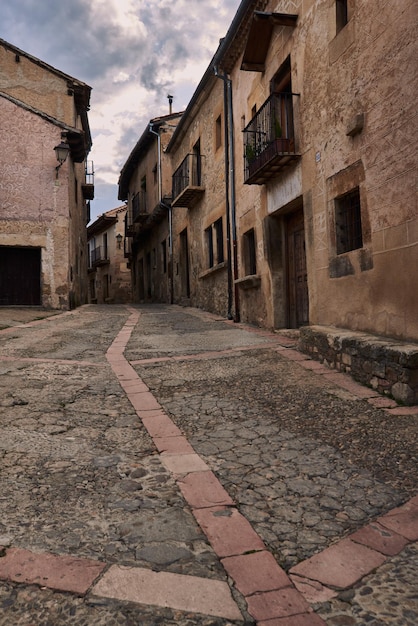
[0, 304, 417, 625]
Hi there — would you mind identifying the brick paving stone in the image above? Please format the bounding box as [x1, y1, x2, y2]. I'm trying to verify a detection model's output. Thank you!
[378, 498, 418, 540]
[160, 453, 210, 475]
[385, 405, 418, 416]
[349, 521, 409, 555]
[127, 390, 162, 412]
[257, 613, 327, 626]
[289, 574, 338, 604]
[367, 395, 398, 408]
[221, 551, 291, 596]
[289, 538, 387, 589]
[178, 472, 234, 509]
[91, 565, 243, 621]
[246, 587, 311, 621]
[140, 413, 183, 437]
[193, 506, 265, 557]
[0, 548, 105, 594]
[154, 435, 196, 455]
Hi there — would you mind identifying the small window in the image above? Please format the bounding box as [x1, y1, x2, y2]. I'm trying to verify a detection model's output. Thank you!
[153, 163, 158, 185]
[215, 115, 222, 151]
[103, 233, 108, 259]
[141, 175, 146, 191]
[161, 239, 167, 274]
[243, 228, 257, 275]
[214, 218, 224, 264]
[205, 225, 214, 268]
[336, 0, 348, 34]
[335, 188, 363, 254]
[205, 218, 224, 269]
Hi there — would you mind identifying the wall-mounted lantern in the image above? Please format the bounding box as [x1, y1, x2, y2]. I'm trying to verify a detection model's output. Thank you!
[116, 233, 123, 249]
[54, 141, 70, 178]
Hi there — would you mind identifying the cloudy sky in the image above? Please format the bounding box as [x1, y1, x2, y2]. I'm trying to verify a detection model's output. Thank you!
[1, 0, 241, 221]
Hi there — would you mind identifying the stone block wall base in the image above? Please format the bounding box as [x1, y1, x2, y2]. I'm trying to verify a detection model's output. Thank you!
[298, 326, 418, 405]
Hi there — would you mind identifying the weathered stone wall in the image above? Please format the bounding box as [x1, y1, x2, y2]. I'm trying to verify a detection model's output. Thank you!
[226, 0, 417, 340]
[0, 42, 76, 127]
[0, 96, 73, 309]
[170, 76, 230, 316]
[299, 325, 418, 405]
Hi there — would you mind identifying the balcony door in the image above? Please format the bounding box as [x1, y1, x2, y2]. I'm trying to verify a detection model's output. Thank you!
[286, 208, 309, 328]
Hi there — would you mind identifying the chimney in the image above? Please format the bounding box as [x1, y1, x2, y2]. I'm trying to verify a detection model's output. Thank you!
[167, 94, 173, 115]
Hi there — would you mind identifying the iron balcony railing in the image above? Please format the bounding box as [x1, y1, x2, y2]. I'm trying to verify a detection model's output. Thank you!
[172, 153, 204, 207]
[243, 92, 298, 184]
[126, 190, 147, 235]
[132, 189, 147, 222]
[82, 160, 95, 200]
[91, 245, 108, 266]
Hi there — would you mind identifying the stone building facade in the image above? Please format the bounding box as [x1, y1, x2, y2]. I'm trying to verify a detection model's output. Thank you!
[87, 206, 131, 304]
[118, 112, 183, 304]
[120, 0, 417, 401]
[0, 38, 93, 309]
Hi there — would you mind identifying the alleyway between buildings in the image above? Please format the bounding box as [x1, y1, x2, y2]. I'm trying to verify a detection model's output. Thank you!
[0, 304, 417, 625]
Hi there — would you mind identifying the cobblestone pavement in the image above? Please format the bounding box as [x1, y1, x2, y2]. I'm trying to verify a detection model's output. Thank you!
[0, 304, 417, 625]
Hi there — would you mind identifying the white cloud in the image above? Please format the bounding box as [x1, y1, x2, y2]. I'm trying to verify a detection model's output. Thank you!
[0, 0, 242, 219]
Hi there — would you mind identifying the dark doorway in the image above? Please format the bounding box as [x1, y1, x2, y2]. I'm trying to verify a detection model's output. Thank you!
[0, 246, 41, 306]
[286, 210, 309, 327]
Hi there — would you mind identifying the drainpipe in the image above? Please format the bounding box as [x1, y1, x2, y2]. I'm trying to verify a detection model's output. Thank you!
[149, 123, 174, 304]
[214, 66, 240, 322]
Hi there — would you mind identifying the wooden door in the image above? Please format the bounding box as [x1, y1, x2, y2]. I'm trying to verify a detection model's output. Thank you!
[0, 246, 41, 306]
[286, 210, 309, 327]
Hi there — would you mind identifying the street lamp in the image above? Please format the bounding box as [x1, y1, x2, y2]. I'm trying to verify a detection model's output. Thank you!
[54, 141, 70, 178]
[116, 233, 123, 249]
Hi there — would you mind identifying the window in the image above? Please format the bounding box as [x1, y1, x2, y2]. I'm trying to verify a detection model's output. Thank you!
[161, 239, 167, 274]
[192, 139, 202, 186]
[205, 218, 224, 269]
[335, 188, 363, 254]
[153, 163, 158, 185]
[215, 115, 222, 150]
[214, 218, 224, 264]
[205, 226, 214, 268]
[336, 0, 348, 33]
[243, 228, 257, 275]
[103, 233, 108, 259]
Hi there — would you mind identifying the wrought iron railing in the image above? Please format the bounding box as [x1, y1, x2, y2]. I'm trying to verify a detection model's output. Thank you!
[91, 245, 107, 265]
[243, 92, 296, 181]
[172, 153, 203, 202]
[85, 160, 94, 185]
[132, 189, 147, 222]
